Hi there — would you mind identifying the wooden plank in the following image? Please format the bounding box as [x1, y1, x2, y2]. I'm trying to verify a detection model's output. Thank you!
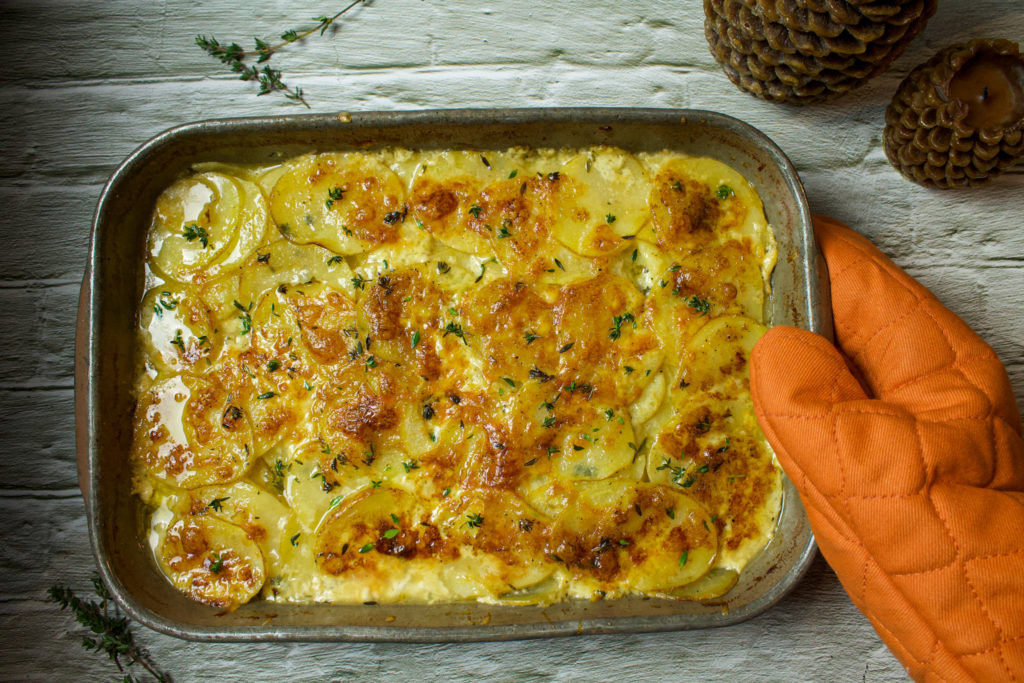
[0, 186, 96, 283]
[0, 283, 79, 388]
[0, 389, 77, 491]
[0, 497, 92, 600]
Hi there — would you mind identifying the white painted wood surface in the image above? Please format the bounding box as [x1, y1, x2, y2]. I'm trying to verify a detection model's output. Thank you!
[1, 1, 1021, 680]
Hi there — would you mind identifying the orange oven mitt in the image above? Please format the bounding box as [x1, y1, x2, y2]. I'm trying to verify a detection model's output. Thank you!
[750, 216, 1024, 681]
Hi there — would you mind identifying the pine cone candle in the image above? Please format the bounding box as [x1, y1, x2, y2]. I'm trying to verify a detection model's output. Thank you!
[884, 39, 1024, 188]
[705, 0, 937, 104]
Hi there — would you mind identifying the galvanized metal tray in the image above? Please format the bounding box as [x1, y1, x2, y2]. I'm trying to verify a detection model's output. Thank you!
[76, 108, 830, 642]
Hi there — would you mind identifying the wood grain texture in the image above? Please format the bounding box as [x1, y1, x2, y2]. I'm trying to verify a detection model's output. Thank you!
[1, 0, 1021, 680]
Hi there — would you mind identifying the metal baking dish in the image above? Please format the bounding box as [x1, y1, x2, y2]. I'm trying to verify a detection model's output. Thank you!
[76, 108, 830, 642]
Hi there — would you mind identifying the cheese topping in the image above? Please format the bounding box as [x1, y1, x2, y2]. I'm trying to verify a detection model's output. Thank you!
[131, 146, 781, 609]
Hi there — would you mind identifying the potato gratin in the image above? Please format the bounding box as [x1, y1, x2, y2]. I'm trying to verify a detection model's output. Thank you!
[131, 146, 780, 610]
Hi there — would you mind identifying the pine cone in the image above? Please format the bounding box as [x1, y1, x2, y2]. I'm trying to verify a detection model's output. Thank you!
[705, 0, 937, 104]
[884, 39, 1024, 188]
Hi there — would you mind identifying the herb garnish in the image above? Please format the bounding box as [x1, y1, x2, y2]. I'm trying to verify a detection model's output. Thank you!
[524, 330, 540, 344]
[158, 291, 178, 311]
[443, 321, 468, 344]
[685, 295, 711, 316]
[464, 513, 484, 528]
[608, 312, 636, 340]
[716, 184, 735, 199]
[326, 186, 345, 208]
[207, 496, 230, 512]
[529, 366, 554, 383]
[182, 223, 209, 248]
[233, 300, 253, 334]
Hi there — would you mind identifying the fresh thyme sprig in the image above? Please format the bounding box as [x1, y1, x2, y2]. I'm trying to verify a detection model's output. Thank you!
[48, 574, 171, 682]
[194, 0, 366, 107]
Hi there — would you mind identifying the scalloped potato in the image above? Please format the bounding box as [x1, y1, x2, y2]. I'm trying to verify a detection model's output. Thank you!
[132, 146, 780, 610]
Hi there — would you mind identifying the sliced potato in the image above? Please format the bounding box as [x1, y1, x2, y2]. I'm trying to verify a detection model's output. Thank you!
[474, 176, 552, 271]
[132, 375, 256, 489]
[646, 157, 767, 257]
[353, 221, 433, 274]
[557, 479, 718, 592]
[551, 273, 663, 404]
[460, 277, 558, 384]
[548, 149, 648, 257]
[356, 266, 445, 370]
[409, 151, 494, 255]
[197, 272, 243, 327]
[211, 177, 271, 276]
[315, 486, 433, 576]
[496, 574, 565, 605]
[287, 282, 361, 366]
[139, 285, 218, 377]
[274, 442, 367, 533]
[192, 481, 302, 571]
[238, 238, 354, 308]
[156, 513, 265, 609]
[676, 315, 765, 395]
[148, 172, 241, 280]
[663, 567, 739, 601]
[645, 399, 743, 486]
[433, 488, 555, 595]
[551, 404, 636, 481]
[270, 153, 405, 254]
[630, 371, 666, 426]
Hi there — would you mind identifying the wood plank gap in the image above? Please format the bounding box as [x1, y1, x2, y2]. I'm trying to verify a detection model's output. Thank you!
[0, 279, 82, 290]
[0, 384, 75, 392]
[0, 488, 82, 500]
